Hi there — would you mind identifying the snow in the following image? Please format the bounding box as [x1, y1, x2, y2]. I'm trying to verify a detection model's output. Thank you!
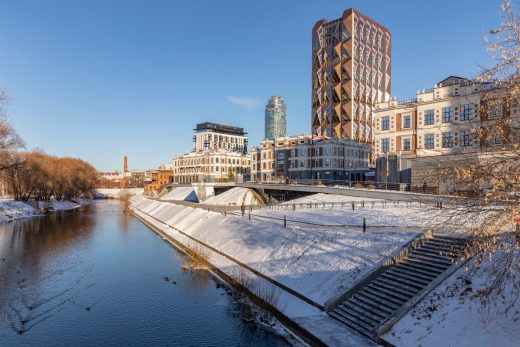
[70, 197, 91, 206]
[94, 188, 143, 198]
[282, 193, 382, 204]
[1, 197, 92, 224]
[384, 245, 520, 347]
[203, 187, 263, 206]
[36, 198, 83, 211]
[256, 195, 492, 235]
[130, 194, 420, 306]
[130, 192, 518, 345]
[130, 199, 378, 346]
[160, 187, 198, 202]
[0, 199, 38, 223]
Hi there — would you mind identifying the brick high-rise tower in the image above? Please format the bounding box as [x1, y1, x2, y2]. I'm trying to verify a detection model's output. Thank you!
[311, 8, 391, 144]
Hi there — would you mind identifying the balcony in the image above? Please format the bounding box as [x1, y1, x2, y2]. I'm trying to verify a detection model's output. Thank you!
[397, 98, 418, 105]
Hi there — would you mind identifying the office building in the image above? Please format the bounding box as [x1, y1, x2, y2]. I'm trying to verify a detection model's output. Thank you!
[265, 96, 287, 139]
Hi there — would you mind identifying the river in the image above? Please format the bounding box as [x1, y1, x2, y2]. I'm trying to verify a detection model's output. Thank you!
[0, 200, 292, 346]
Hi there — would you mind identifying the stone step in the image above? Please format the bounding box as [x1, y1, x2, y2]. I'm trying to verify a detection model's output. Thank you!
[415, 246, 462, 258]
[329, 310, 374, 337]
[367, 283, 411, 303]
[385, 267, 432, 285]
[371, 280, 417, 299]
[359, 288, 403, 310]
[346, 297, 391, 320]
[374, 277, 421, 296]
[329, 235, 470, 336]
[393, 263, 440, 279]
[412, 247, 458, 259]
[423, 239, 466, 251]
[379, 272, 426, 290]
[407, 252, 455, 266]
[338, 302, 384, 325]
[402, 258, 449, 272]
[431, 235, 468, 244]
[419, 244, 465, 256]
[353, 293, 396, 315]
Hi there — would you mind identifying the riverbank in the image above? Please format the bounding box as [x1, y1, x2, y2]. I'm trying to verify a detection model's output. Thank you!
[0, 198, 90, 223]
[131, 193, 520, 347]
[94, 188, 144, 199]
[130, 195, 424, 346]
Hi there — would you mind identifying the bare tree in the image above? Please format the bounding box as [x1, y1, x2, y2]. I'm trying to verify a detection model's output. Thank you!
[0, 90, 24, 174]
[425, 0, 520, 304]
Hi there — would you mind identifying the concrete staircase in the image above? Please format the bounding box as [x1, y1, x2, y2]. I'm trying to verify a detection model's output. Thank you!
[329, 234, 468, 338]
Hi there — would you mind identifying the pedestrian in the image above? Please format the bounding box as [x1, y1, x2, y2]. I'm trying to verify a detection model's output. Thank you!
[240, 203, 245, 217]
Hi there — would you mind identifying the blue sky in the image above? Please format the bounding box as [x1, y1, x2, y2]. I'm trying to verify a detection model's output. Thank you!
[0, 0, 505, 171]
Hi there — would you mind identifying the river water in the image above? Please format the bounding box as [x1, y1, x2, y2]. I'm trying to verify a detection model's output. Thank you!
[0, 200, 291, 346]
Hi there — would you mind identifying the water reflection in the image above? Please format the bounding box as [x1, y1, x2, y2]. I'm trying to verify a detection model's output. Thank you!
[0, 201, 290, 346]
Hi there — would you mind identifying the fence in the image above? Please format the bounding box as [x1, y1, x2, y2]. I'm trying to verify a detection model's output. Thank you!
[148, 197, 442, 232]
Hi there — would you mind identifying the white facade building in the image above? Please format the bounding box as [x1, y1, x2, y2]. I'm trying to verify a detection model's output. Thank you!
[173, 149, 251, 184]
[193, 122, 248, 154]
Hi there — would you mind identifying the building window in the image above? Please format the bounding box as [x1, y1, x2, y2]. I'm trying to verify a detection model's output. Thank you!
[402, 138, 411, 151]
[402, 115, 411, 129]
[325, 159, 330, 167]
[381, 138, 390, 153]
[299, 148, 304, 156]
[460, 104, 474, 121]
[442, 132, 454, 148]
[381, 116, 390, 130]
[324, 147, 331, 155]
[424, 133, 435, 149]
[488, 103, 503, 119]
[461, 130, 472, 146]
[300, 160, 305, 168]
[442, 107, 454, 123]
[424, 110, 435, 125]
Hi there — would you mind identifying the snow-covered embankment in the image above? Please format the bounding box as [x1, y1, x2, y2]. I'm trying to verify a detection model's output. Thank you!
[129, 195, 420, 346]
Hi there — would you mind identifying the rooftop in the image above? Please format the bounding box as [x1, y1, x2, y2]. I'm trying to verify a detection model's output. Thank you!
[194, 122, 246, 135]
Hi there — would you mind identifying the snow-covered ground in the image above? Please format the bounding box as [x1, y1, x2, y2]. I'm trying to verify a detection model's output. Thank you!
[36, 198, 85, 211]
[130, 195, 388, 346]
[384, 246, 520, 347]
[1, 197, 92, 224]
[258, 195, 490, 234]
[282, 193, 382, 204]
[130, 195, 419, 306]
[203, 187, 263, 206]
[160, 187, 198, 202]
[0, 199, 39, 223]
[95, 188, 143, 198]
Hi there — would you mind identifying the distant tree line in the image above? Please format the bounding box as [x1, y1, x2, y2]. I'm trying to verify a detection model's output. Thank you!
[4, 151, 97, 201]
[0, 92, 97, 201]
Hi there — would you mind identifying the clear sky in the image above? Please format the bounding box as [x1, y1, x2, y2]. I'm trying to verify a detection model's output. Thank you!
[0, 0, 506, 171]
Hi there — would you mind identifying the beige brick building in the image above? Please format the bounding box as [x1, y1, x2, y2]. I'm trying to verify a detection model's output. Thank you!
[373, 76, 519, 187]
[374, 76, 486, 158]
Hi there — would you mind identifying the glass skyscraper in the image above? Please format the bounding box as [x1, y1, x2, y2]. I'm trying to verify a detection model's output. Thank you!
[264, 96, 287, 139]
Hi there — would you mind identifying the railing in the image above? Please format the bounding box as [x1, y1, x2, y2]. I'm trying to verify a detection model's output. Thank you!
[152, 197, 446, 222]
[417, 88, 435, 94]
[397, 98, 418, 105]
